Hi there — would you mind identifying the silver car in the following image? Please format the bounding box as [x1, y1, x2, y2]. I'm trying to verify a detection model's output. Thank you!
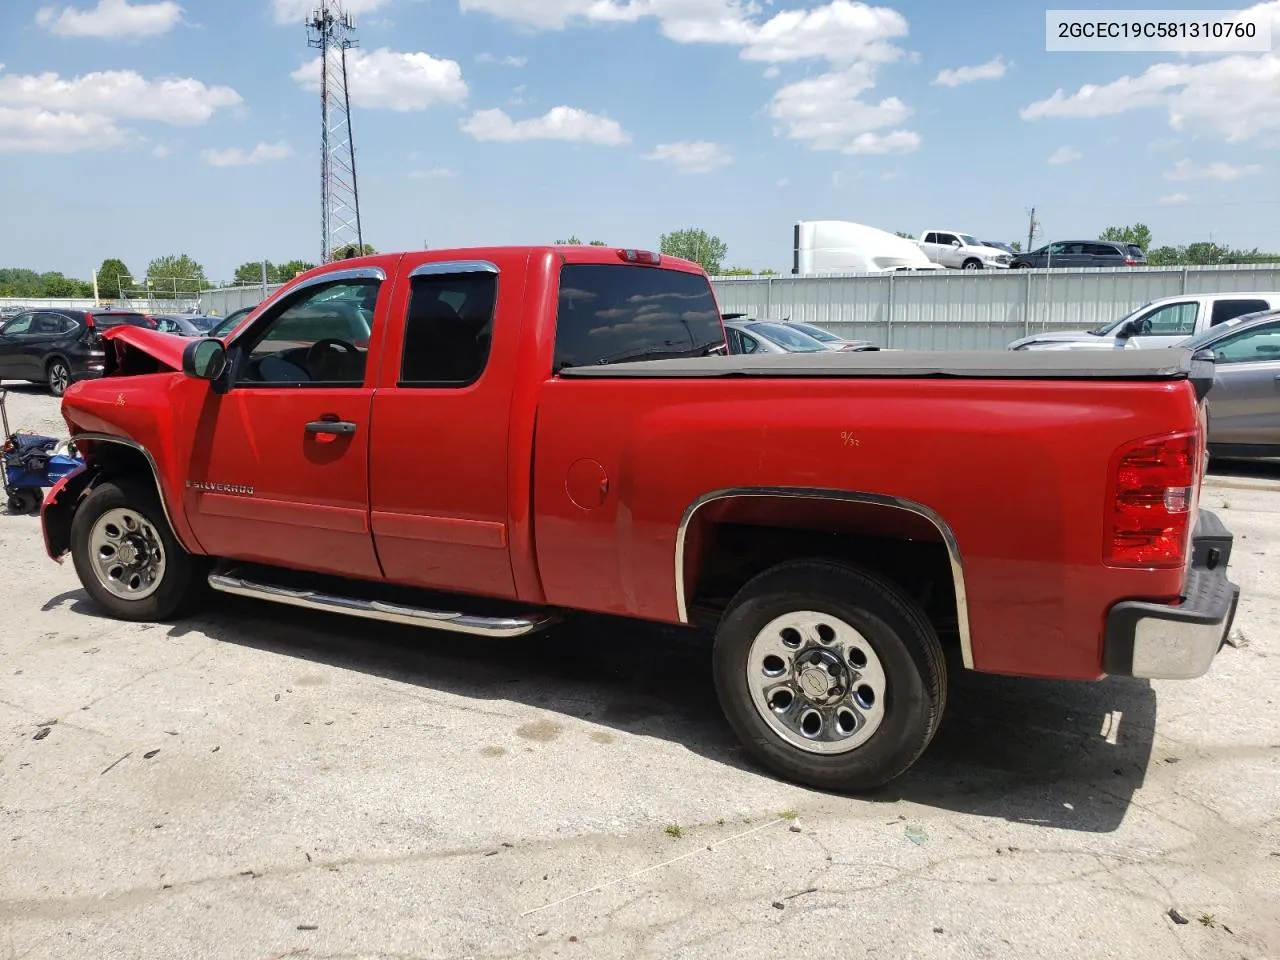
[1181, 310, 1280, 459]
[723, 319, 830, 355]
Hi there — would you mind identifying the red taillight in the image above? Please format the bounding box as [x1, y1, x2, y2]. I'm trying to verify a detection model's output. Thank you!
[1105, 430, 1198, 568]
[618, 248, 661, 265]
[83, 312, 95, 328]
[1123, 258, 1139, 266]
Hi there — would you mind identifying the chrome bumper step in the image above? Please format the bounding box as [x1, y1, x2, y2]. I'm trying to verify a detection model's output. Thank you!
[207, 569, 558, 638]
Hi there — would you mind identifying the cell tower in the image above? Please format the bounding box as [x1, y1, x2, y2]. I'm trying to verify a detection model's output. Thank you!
[307, 2, 364, 263]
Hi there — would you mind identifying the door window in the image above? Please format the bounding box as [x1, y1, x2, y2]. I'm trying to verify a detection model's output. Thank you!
[739, 332, 761, 354]
[1141, 302, 1198, 335]
[1, 314, 34, 336]
[1210, 299, 1271, 326]
[399, 270, 497, 386]
[1212, 322, 1280, 363]
[236, 279, 379, 386]
[937, 234, 958, 246]
[32, 314, 62, 335]
[923, 233, 939, 244]
[1084, 243, 1120, 258]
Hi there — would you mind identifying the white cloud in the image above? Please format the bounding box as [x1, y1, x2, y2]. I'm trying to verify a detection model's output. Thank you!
[0, 106, 127, 153]
[152, 143, 170, 158]
[461, 105, 630, 145]
[1048, 145, 1082, 164]
[1164, 158, 1262, 181]
[203, 140, 294, 167]
[409, 166, 459, 178]
[776, 176, 790, 186]
[459, 0, 919, 156]
[272, 0, 391, 24]
[36, 0, 181, 39]
[0, 66, 242, 124]
[291, 47, 467, 111]
[1021, 52, 1280, 142]
[1159, 192, 1191, 205]
[763, 65, 780, 79]
[502, 55, 527, 67]
[644, 140, 732, 173]
[768, 63, 918, 154]
[933, 54, 1006, 87]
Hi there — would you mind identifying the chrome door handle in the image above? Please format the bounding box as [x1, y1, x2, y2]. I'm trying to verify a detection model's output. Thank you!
[305, 420, 357, 436]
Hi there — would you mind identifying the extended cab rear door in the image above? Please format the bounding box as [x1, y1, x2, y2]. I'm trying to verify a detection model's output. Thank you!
[366, 253, 521, 599]
[181, 265, 388, 579]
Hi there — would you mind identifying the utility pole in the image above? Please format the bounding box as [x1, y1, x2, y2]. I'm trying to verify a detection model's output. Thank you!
[1025, 206, 1040, 252]
[307, 2, 364, 264]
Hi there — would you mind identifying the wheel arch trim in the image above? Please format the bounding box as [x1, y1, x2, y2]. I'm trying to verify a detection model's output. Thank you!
[71, 432, 190, 552]
[674, 486, 974, 670]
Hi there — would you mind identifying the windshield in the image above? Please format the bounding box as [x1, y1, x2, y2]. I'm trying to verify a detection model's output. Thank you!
[1091, 301, 1152, 336]
[1179, 312, 1274, 350]
[185, 315, 214, 332]
[94, 313, 148, 329]
[750, 322, 829, 352]
[958, 234, 981, 247]
[788, 322, 840, 342]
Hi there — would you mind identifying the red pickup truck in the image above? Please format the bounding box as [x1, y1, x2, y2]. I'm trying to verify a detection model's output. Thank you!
[40, 245, 1239, 792]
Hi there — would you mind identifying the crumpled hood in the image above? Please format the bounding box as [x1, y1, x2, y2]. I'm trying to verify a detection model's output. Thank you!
[102, 325, 188, 375]
[1007, 330, 1124, 351]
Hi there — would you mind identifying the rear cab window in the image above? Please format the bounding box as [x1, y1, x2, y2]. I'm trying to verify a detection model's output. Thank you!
[553, 263, 725, 372]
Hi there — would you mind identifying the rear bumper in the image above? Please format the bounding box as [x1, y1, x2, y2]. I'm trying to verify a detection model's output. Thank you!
[1103, 510, 1239, 680]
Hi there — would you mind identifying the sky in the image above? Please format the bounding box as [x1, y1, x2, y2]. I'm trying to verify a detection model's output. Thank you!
[1, 0, 1278, 282]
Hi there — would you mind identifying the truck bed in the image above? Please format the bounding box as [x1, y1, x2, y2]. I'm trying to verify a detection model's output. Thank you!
[560, 347, 1210, 383]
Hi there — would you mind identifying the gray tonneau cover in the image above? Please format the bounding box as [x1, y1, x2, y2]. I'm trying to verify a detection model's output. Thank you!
[559, 348, 1206, 382]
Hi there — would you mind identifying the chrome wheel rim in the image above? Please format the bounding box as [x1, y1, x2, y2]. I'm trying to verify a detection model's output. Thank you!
[49, 363, 69, 394]
[88, 507, 166, 600]
[746, 611, 887, 754]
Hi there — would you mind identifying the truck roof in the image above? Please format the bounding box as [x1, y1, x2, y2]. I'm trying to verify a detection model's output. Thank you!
[318, 245, 706, 275]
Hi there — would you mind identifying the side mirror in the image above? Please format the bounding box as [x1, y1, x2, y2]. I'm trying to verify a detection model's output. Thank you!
[950, 239, 962, 248]
[182, 337, 227, 381]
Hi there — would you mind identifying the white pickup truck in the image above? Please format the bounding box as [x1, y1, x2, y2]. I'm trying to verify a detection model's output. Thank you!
[1008, 292, 1280, 350]
[917, 230, 1012, 270]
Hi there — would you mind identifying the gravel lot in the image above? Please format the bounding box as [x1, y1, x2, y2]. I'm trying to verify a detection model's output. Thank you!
[2, 384, 1278, 960]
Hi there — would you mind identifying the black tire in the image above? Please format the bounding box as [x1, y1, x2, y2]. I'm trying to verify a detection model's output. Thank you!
[961, 259, 983, 270]
[7, 490, 40, 514]
[46, 358, 71, 397]
[712, 559, 946, 793]
[70, 478, 206, 621]
[1010, 262, 1028, 270]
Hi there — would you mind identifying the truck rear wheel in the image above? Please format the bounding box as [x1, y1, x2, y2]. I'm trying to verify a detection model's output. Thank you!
[70, 479, 205, 622]
[712, 559, 946, 792]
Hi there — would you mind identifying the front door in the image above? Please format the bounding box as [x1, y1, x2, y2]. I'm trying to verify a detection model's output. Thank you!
[1206, 317, 1280, 449]
[182, 268, 389, 580]
[0, 313, 35, 379]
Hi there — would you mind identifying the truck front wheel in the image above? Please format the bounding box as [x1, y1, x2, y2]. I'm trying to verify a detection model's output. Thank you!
[712, 559, 946, 792]
[70, 479, 206, 622]
[961, 258, 983, 270]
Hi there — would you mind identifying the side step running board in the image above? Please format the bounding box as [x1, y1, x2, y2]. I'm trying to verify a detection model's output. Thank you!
[207, 571, 559, 638]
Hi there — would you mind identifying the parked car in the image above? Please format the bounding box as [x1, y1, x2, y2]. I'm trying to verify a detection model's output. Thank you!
[42, 244, 1238, 794]
[982, 241, 1019, 257]
[1175, 309, 1280, 460]
[148, 314, 216, 337]
[1008, 292, 1280, 351]
[0, 307, 150, 395]
[777, 320, 880, 351]
[723, 318, 830, 354]
[1010, 240, 1146, 269]
[0, 305, 26, 319]
[917, 230, 1012, 270]
[207, 305, 257, 339]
